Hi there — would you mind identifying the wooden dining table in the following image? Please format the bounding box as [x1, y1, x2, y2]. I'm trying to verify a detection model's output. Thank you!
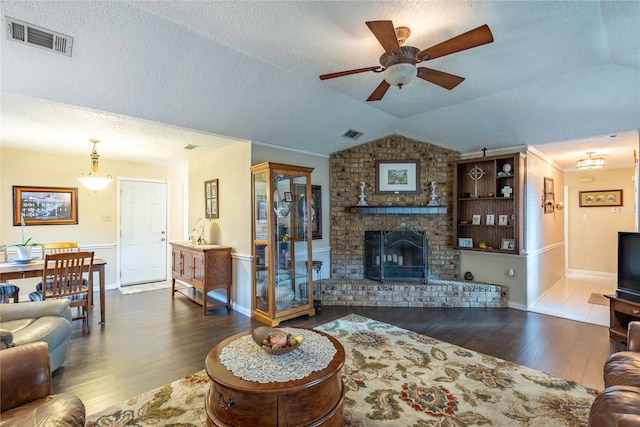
[0, 257, 107, 324]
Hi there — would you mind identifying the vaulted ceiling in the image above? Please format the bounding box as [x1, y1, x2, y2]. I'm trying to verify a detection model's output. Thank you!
[1, 1, 638, 169]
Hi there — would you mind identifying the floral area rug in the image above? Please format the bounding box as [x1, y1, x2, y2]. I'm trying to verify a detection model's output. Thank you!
[86, 314, 598, 426]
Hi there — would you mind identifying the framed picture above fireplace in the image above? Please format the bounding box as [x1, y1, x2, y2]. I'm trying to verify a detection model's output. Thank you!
[375, 160, 420, 195]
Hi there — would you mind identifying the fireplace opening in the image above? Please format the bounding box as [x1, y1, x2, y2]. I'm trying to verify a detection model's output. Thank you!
[364, 229, 427, 283]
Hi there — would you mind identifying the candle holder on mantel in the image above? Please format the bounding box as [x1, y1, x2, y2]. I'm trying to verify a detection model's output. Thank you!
[428, 181, 440, 205]
[357, 181, 368, 206]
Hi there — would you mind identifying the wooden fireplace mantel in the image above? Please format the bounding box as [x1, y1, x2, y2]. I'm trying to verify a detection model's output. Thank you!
[347, 206, 447, 214]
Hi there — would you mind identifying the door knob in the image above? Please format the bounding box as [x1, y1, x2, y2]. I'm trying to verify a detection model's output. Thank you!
[161, 238, 166, 241]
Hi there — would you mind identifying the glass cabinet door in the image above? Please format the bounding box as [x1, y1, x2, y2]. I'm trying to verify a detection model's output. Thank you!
[251, 162, 315, 326]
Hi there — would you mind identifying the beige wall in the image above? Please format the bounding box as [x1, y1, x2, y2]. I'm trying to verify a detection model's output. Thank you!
[186, 142, 253, 314]
[525, 150, 566, 307]
[1, 147, 188, 289]
[566, 167, 636, 273]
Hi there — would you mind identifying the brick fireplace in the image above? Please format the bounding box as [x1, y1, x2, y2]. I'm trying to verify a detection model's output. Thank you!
[321, 135, 506, 308]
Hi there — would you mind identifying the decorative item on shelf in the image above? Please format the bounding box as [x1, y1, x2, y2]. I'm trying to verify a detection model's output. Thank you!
[427, 181, 439, 205]
[497, 163, 512, 177]
[468, 165, 485, 198]
[458, 238, 473, 248]
[357, 181, 368, 206]
[273, 174, 290, 217]
[486, 214, 495, 225]
[464, 271, 474, 280]
[501, 185, 513, 198]
[275, 284, 295, 305]
[486, 192, 494, 197]
[501, 239, 515, 251]
[479, 242, 487, 249]
[472, 214, 481, 225]
[498, 215, 508, 226]
[77, 139, 112, 192]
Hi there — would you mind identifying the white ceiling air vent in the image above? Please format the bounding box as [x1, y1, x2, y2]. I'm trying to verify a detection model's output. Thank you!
[5, 17, 72, 56]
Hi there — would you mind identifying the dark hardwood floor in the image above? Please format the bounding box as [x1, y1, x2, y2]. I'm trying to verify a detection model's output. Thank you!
[53, 287, 621, 416]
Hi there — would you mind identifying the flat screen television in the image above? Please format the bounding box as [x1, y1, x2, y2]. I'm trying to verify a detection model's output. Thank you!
[617, 232, 640, 303]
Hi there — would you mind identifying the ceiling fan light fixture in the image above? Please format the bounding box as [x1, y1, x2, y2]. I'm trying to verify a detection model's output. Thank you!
[77, 139, 112, 192]
[384, 63, 416, 87]
[577, 152, 605, 170]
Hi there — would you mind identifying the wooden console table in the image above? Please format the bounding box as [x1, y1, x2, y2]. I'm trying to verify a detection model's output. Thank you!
[607, 295, 640, 343]
[205, 328, 345, 426]
[170, 242, 232, 314]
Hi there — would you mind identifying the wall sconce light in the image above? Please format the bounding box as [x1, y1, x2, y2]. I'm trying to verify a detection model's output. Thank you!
[77, 139, 112, 192]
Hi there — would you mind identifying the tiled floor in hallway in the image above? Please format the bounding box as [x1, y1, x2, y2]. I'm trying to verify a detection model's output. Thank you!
[528, 271, 616, 327]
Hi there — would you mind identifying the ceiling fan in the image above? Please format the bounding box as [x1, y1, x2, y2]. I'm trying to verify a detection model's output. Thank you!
[319, 21, 493, 101]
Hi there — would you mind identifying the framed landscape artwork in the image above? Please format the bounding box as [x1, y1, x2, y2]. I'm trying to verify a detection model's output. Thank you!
[375, 160, 420, 195]
[579, 189, 622, 207]
[13, 186, 78, 226]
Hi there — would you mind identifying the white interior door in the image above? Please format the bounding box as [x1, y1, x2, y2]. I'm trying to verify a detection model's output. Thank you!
[120, 180, 168, 286]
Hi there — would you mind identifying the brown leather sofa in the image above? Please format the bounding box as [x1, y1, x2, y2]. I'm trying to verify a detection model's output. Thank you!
[589, 321, 640, 426]
[0, 341, 85, 426]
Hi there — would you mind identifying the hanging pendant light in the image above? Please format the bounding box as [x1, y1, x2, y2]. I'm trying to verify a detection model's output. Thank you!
[577, 152, 605, 170]
[77, 139, 112, 192]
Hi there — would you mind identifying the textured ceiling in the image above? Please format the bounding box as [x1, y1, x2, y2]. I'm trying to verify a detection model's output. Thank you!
[1, 1, 638, 168]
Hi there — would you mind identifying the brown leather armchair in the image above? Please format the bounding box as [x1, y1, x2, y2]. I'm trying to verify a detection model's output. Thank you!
[0, 342, 85, 426]
[589, 321, 640, 426]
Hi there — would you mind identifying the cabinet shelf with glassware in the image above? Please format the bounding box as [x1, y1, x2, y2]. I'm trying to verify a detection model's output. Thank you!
[453, 152, 525, 254]
[250, 162, 315, 326]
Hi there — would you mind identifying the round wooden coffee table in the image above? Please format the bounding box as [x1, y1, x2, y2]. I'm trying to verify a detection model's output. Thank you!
[204, 328, 345, 427]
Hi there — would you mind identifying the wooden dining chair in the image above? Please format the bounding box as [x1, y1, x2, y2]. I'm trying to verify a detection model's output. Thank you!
[42, 242, 80, 255]
[33, 251, 94, 332]
[0, 246, 20, 303]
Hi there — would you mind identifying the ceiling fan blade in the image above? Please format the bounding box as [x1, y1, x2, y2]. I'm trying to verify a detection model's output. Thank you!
[319, 66, 381, 80]
[417, 67, 465, 90]
[366, 80, 391, 102]
[418, 24, 493, 61]
[366, 20, 401, 56]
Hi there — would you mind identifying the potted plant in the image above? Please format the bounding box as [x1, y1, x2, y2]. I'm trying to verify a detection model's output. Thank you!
[5, 214, 42, 260]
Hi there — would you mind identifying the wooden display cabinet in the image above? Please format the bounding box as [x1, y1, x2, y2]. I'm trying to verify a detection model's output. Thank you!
[453, 152, 525, 254]
[171, 242, 232, 314]
[250, 162, 315, 326]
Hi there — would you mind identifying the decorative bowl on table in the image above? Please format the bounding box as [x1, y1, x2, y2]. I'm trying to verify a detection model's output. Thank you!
[251, 326, 304, 354]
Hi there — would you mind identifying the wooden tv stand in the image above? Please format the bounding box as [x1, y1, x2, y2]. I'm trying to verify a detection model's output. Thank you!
[607, 295, 640, 343]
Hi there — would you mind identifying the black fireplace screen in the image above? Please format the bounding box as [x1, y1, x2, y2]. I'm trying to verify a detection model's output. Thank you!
[364, 230, 427, 282]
